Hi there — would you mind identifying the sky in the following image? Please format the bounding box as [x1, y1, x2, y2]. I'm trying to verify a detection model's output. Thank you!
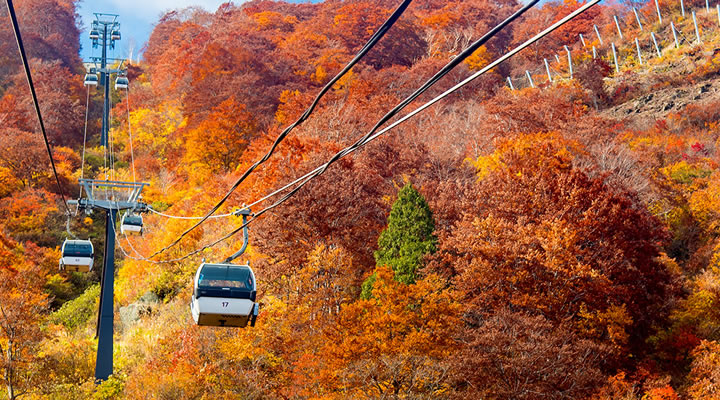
[77, 0, 319, 61]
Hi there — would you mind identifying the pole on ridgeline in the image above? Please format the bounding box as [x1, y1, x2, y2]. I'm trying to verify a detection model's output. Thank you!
[612, 42, 620, 73]
[693, 10, 702, 43]
[635, 38, 643, 65]
[544, 58, 552, 82]
[506, 76, 515, 90]
[655, 0, 663, 24]
[614, 15, 624, 39]
[594, 24, 604, 45]
[526, 70, 535, 88]
[633, 8, 644, 30]
[651, 32, 662, 57]
[671, 21, 680, 48]
[564, 45, 573, 78]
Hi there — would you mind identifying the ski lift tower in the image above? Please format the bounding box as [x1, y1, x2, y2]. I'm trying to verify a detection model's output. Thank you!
[88, 13, 121, 147]
[70, 179, 149, 381]
[77, 13, 145, 381]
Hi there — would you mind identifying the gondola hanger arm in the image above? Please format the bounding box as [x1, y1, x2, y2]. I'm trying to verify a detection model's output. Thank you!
[223, 208, 251, 263]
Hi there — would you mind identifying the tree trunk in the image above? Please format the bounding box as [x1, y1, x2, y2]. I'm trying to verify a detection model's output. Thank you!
[6, 344, 14, 400]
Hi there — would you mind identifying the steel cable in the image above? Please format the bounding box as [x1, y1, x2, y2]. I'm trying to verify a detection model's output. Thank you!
[145, 0, 415, 258]
[5, 0, 72, 215]
[137, 0, 604, 264]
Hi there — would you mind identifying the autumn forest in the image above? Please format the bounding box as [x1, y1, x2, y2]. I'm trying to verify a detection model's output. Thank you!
[3, 0, 720, 398]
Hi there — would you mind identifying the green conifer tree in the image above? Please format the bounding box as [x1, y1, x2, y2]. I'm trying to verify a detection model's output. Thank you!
[361, 183, 437, 298]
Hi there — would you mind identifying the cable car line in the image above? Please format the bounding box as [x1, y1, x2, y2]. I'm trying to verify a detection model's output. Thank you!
[79, 86, 91, 203]
[126, 88, 136, 182]
[243, 0, 541, 211]
[139, 0, 603, 264]
[332, 0, 541, 172]
[253, 0, 602, 211]
[277, 0, 604, 192]
[146, 207, 236, 220]
[41, 0, 601, 269]
[109, 103, 115, 183]
[145, 0, 415, 259]
[145, 0, 536, 256]
[115, 0, 598, 265]
[5, 0, 72, 215]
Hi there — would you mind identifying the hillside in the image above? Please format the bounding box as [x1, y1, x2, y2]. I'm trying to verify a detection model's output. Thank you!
[3, 0, 720, 398]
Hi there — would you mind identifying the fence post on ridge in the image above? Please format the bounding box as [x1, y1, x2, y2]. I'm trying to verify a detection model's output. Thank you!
[633, 8, 644, 30]
[564, 45, 573, 78]
[544, 58, 553, 83]
[651, 32, 662, 57]
[614, 15, 624, 39]
[612, 42, 620, 74]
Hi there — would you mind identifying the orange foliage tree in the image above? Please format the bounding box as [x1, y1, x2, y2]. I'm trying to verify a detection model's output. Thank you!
[183, 97, 258, 176]
[430, 132, 675, 355]
[0, 234, 50, 399]
[316, 266, 461, 398]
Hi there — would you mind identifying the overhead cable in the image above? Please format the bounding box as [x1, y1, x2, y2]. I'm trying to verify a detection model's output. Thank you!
[246, 0, 541, 209]
[126, 89, 136, 182]
[250, 0, 602, 212]
[127, 0, 601, 264]
[147, 207, 235, 220]
[5, 0, 72, 215]
[185, 0, 604, 263]
[146, 0, 415, 258]
[80, 86, 90, 202]
[132, 0, 539, 263]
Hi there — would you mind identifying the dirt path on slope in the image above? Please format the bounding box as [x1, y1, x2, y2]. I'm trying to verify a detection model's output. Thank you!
[604, 75, 720, 128]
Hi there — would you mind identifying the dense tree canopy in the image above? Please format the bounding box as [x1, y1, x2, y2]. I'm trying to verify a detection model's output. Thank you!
[4, 0, 720, 397]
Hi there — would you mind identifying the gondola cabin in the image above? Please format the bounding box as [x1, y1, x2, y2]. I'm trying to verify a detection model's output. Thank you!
[59, 239, 94, 273]
[120, 213, 143, 235]
[190, 263, 258, 328]
[115, 76, 129, 90]
[84, 72, 98, 87]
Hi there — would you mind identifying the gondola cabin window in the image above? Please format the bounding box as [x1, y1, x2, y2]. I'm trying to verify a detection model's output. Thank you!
[198, 265, 253, 290]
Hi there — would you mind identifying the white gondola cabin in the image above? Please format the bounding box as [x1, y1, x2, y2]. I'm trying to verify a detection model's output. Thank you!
[115, 76, 129, 90]
[190, 263, 258, 328]
[120, 213, 142, 235]
[84, 72, 98, 87]
[59, 239, 94, 273]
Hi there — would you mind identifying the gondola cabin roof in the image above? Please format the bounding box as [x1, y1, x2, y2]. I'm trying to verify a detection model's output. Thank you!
[121, 214, 142, 226]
